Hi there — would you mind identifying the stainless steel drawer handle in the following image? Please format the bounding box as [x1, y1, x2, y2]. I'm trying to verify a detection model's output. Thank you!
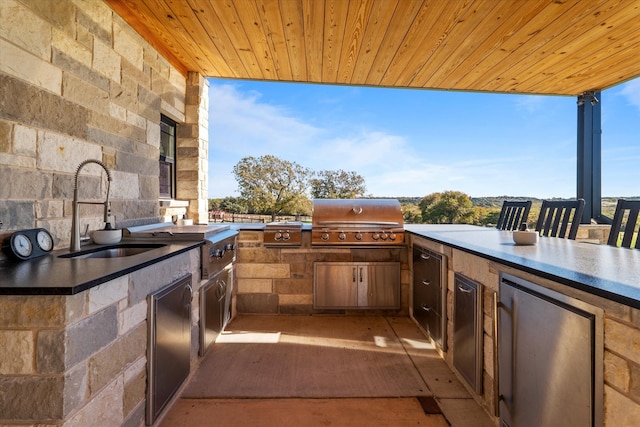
[422, 280, 431, 286]
[421, 304, 431, 312]
[420, 253, 431, 260]
[457, 286, 472, 294]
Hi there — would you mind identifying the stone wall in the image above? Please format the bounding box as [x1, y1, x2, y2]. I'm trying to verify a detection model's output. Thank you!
[0, 0, 208, 250]
[235, 230, 410, 315]
[0, 248, 201, 426]
[410, 234, 640, 426]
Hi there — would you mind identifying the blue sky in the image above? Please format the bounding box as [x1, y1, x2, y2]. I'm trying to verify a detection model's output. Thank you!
[207, 77, 639, 199]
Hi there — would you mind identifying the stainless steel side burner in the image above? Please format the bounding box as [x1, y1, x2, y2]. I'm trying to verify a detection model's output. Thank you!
[263, 221, 303, 247]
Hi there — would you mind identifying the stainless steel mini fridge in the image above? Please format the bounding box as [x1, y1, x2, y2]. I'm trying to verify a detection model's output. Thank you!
[498, 273, 603, 427]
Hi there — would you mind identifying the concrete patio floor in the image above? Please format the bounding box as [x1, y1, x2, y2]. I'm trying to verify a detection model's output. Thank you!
[158, 315, 496, 427]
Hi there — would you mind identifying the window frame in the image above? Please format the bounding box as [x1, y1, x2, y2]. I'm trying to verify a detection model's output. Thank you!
[159, 114, 177, 199]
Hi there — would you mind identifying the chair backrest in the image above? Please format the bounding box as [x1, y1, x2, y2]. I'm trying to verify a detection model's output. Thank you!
[607, 199, 640, 249]
[535, 199, 585, 239]
[496, 200, 532, 231]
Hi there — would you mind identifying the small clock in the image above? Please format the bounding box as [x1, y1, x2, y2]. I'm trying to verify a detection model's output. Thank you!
[2, 228, 54, 261]
[11, 234, 33, 259]
[36, 229, 54, 252]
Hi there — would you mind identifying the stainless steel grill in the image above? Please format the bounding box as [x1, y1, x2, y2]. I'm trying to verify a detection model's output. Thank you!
[311, 199, 405, 246]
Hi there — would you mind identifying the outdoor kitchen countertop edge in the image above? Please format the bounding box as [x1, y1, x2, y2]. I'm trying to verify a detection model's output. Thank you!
[0, 239, 203, 295]
[406, 224, 640, 309]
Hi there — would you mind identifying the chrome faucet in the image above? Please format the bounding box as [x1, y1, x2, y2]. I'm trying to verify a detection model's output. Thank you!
[70, 159, 113, 251]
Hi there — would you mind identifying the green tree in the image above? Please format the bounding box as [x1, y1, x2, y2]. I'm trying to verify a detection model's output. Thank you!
[309, 170, 366, 199]
[401, 203, 423, 223]
[233, 155, 311, 220]
[220, 197, 248, 214]
[419, 191, 475, 224]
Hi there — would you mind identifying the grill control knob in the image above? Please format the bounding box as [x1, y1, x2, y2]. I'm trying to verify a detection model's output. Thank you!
[380, 232, 388, 240]
[274, 232, 283, 241]
[321, 233, 330, 241]
[224, 243, 235, 251]
[283, 231, 291, 241]
[355, 232, 363, 241]
[372, 233, 380, 240]
[388, 233, 396, 241]
[212, 249, 224, 258]
[338, 232, 346, 241]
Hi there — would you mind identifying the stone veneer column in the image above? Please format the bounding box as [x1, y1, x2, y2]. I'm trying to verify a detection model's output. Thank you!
[178, 72, 209, 224]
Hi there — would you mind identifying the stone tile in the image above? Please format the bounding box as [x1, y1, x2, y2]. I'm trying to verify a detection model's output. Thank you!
[128, 254, 192, 304]
[119, 300, 147, 335]
[0, 330, 35, 374]
[52, 27, 92, 68]
[64, 376, 124, 427]
[630, 362, 640, 401]
[279, 294, 312, 305]
[604, 384, 640, 427]
[114, 21, 144, 69]
[0, 0, 52, 59]
[236, 263, 290, 279]
[63, 362, 88, 418]
[0, 295, 66, 328]
[75, 1, 112, 44]
[93, 37, 121, 83]
[0, 120, 10, 153]
[20, 0, 74, 33]
[605, 318, 640, 366]
[88, 323, 146, 394]
[237, 294, 279, 314]
[65, 304, 118, 368]
[0, 38, 60, 94]
[0, 376, 64, 420]
[39, 131, 102, 174]
[123, 362, 146, 416]
[13, 124, 37, 156]
[237, 278, 273, 294]
[0, 200, 35, 230]
[88, 276, 128, 315]
[274, 278, 312, 295]
[122, 401, 145, 427]
[62, 72, 110, 115]
[0, 74, 88, 139]
[605, 351, 630, 392]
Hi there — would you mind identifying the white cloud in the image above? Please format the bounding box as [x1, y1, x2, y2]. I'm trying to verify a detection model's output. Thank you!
[619, 78, 640, 113]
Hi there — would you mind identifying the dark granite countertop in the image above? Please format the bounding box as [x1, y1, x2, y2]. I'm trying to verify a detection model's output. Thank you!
[0, 239, 203, 295]
[406, 224, 640, 309]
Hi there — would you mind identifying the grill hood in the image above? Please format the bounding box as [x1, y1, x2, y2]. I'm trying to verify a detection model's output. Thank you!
[311, 199, 405, 246]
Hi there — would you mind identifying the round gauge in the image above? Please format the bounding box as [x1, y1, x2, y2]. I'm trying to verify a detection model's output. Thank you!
[11, 233, 33, 259]
[36, 229, 54, 252]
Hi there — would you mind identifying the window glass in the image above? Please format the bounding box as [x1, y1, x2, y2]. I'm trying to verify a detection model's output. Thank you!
[160, 115, 176, 198]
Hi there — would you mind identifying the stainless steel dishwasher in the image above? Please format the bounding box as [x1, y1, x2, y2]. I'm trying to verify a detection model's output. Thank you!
[147, 274, 192, 425]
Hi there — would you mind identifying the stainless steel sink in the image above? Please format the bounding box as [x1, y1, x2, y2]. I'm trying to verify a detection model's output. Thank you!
[59, 243, 166, 259]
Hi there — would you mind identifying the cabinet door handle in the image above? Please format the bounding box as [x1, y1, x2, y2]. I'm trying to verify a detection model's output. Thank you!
[420, 253, 431, 260]
[352, 267, 357, 283]
[457, 285, 473, 294]
[359, 267, 363, 282]
[422, 280, 431, 286]
[421, 304, 431, 312]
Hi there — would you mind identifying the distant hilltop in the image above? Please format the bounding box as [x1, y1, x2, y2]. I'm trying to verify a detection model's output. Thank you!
[393, 196, 640, 209]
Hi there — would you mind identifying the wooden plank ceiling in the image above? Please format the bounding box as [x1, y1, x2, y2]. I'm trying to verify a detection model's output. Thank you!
[106, 0, 640, 96]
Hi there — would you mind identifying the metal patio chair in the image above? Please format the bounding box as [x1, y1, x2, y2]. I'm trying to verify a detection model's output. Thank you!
[535, 199, 585, 239]
[496, 200, 532, 231]
[607, 199, 640, 249]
